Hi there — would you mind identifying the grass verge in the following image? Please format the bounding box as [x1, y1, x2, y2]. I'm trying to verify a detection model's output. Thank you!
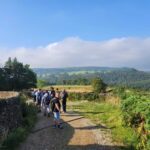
[69, 101, 138, 149]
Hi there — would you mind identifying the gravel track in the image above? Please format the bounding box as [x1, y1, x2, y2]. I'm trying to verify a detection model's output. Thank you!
[18, 103, 124, 150]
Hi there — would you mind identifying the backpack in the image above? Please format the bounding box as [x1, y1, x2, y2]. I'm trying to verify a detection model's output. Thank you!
[45, 93, 51, 105]
[37, 92, 42, 102]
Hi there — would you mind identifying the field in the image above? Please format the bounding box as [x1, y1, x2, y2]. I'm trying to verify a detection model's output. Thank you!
[43, 85, 92, 93]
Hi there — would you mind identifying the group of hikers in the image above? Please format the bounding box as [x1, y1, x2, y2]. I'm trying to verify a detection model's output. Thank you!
[32, 87, 68, 129]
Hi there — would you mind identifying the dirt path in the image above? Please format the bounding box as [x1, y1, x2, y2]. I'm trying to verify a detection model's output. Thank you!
[18, 103, 124, 150]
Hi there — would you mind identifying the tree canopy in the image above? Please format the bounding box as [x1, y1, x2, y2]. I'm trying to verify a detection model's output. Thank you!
[92, 78, 107, 93]
[0, 57, 37, 91]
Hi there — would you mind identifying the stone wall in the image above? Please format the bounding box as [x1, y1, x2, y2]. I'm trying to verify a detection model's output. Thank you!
[0, 91, 18, 99]
[0, 92, 22, 143]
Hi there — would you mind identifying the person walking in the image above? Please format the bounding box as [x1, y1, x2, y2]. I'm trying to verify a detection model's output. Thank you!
[51, 92, 63, 129]
[41, 90, 51, 117]
[35, 89, 43, 112]
[31, 89, 37, 103]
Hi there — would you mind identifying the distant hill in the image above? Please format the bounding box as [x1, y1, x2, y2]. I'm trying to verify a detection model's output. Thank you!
[33, 67, 136, 75]
[33, 67, 150, 90]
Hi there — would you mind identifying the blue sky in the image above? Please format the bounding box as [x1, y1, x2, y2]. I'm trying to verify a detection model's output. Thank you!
[0, 0, 150, 47]
[0, 0, 150, 69]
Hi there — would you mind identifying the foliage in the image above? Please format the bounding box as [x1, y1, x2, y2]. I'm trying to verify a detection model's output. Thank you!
[91, 78, 107, 93]
[1, 93, 37, 150]
[115, 88, 150, 149]
[0, 57, 37, 91]
[1, 127, 27, 150]
[19, 93, 37, 129]
[37, 79, 49, 88]
[68, 86, 150, 149]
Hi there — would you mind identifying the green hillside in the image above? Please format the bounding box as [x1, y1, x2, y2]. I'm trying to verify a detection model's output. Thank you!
[33, 67, 150, 90]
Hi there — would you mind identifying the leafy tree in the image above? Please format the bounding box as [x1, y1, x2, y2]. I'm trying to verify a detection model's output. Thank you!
[5, 57, 12, 69]
[0, 68, 9, 90]
[92, 78, 107, 93]
[0, 57, 37, 91]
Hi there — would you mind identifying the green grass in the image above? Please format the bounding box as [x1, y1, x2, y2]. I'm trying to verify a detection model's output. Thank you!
[70, 101, 138, 148]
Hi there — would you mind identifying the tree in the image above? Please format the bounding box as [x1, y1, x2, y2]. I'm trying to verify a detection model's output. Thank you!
[0, 57, 37, 91]
[0, 68, 9, 90]
[92, 78, 107, 93]
[5, 57, 12, 68]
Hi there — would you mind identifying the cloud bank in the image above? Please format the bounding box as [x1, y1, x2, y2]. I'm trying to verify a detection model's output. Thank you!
[0, 37, 150, 70]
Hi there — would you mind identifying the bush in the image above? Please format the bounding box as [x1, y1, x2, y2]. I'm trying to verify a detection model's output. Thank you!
[2, 127, 27, 150]
[92, 78, 107, 93]
[117, 89, 150, 150]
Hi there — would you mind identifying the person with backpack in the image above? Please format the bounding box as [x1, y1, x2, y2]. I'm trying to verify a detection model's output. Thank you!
[41, 90, 51, 117]
[51, 92, 63, 129]
[61, 89, 68, 113]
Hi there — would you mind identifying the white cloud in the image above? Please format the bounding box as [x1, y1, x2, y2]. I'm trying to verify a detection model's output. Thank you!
[0, 37, 150, 70]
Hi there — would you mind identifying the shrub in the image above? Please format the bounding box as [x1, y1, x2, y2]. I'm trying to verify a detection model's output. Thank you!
[2, 127, 27, 150]
[119, 90, 150, 149]
[91, 78, 107, 93]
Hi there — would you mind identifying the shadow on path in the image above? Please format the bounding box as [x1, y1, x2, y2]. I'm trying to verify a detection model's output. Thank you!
[32, 116, 84, 133]
[19, 111, 129, 150]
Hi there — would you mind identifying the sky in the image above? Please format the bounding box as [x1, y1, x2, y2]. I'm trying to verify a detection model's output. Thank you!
[0, 0, 150, 70]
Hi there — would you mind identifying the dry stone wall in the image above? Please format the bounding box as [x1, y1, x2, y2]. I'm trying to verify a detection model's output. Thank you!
[0, 92, 22, 143]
